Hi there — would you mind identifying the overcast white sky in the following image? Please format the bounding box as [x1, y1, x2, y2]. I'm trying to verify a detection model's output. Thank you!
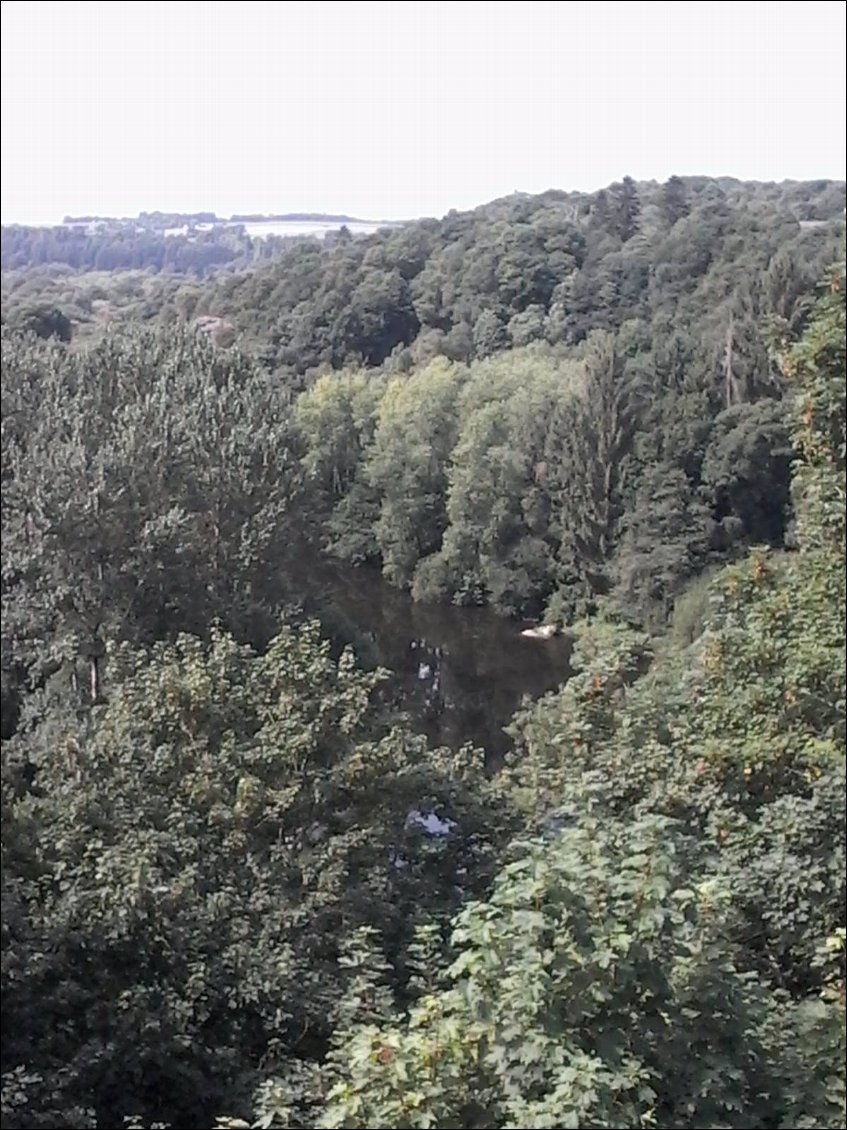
[1, 0, 845, 223]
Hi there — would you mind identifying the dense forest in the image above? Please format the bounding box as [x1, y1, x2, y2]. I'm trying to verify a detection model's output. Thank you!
[1, 176, 845, 1129]
[1, 222, 319, 276]
[0, 214, 395, 277]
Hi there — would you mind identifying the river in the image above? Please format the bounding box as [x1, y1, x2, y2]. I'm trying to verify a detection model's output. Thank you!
[284, 556, 573, 763]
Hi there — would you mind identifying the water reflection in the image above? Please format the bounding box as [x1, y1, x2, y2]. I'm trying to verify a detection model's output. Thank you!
[284, 556, 573, 762]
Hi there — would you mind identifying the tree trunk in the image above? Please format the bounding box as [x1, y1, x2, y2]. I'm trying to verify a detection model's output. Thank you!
[89, 653, 100, 704]
[724, 317, 736, 408]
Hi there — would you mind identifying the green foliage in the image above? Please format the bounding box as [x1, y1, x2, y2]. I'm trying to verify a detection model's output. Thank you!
[365, 361, 465, 588]
[292, 263, 834, 626]
[1, 622, 505, 1128]
[413, 349, 578, 615]
[701, 400, 793, 543]
[6, 180, 844, 628]
[317, 818, 797, 1130]
[265, 268, 844, 1130]
[1, 302, 73, 341]
[9, 178, 839, 380]
[2, 192, 845, 1130]
[783, 269, 846, 552]
[1, 326, 297, 706]
[0, 219, 290, 276]
[614, 465, 714, 629]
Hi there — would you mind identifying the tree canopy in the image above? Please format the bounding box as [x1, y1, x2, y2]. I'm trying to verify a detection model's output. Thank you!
[1, 180, 845, 1129]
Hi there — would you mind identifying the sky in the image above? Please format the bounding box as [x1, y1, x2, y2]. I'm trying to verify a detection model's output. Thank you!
[1, 0, 845, 224]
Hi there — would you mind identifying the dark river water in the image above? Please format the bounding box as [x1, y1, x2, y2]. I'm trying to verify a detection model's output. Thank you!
[285, 557, 574, 761]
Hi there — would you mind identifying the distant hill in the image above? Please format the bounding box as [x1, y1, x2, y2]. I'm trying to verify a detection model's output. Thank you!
[191, 175, 847, 375]
[228, 212, 365, 224]
[63, 211, 220, 227]
[60, 211, 375, 229]
[6, 177, 846, 354]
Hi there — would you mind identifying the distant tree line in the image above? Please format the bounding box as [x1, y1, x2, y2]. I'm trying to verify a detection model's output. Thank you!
[0, 223, 291, 275]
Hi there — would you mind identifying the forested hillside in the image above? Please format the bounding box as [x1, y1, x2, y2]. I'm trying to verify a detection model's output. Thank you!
[3, 179, 845, 630]
[1, 177, 845, 1129]
[4, 179, 845, 368]
[200, 177, 845, 376]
